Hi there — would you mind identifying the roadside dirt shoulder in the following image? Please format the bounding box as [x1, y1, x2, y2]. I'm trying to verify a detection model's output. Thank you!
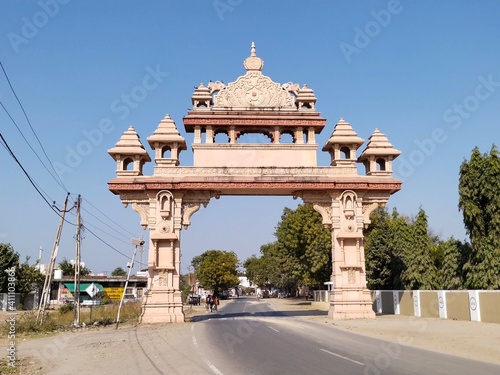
[266, 297, 500, 365]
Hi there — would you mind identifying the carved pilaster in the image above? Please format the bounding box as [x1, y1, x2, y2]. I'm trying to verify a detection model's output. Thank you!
[299, 190, 333, 227]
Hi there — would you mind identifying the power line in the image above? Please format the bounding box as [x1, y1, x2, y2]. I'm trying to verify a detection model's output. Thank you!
[83, 197, 138, 238]
[83, 225, 147, 268]
[0, 99, 67, 193]
[0, 131, 60, 216]
[0, 61, 68, 192]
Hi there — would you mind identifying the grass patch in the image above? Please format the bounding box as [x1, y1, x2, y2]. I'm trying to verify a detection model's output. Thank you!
[0, 302, 142, 336]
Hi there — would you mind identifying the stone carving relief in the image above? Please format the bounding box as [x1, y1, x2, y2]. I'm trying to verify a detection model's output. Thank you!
[213, 72, 296, 109]
[131, 202, 149, 229]
[362, 202, 380, 227]
[157, 270, 168, 287]
[348, 268, 356, 284]
[340, 190, 358, 232]
[299, 191, 333, 227]
[181, 190, 220, 229]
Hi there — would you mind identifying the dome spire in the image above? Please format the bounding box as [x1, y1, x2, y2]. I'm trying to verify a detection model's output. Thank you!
[243, 41, 264, 71]
[250, 41, 256, 57]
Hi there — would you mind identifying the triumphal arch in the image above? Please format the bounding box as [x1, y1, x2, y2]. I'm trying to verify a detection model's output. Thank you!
[108, 43, 401, 323]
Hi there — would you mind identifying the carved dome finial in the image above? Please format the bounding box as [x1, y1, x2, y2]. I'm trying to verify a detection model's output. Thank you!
[244, 41, 264, 71]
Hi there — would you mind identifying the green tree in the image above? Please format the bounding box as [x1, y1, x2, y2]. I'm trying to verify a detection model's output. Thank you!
[365, 208, 394, 289]
[402, 208, 438, 290]
[16, 257, 45, 306]
[439, 238, 470, 289]
[192, 250, 239, 294]
[111, 267, 127, 276]
[274, 204, 331, 289]
[459, 145, 500, 289]
[58, 257, 91, 277]
[0, 243, 19, 293]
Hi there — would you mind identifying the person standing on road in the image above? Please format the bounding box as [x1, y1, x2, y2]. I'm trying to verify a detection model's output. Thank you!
[205, 295, 211, 313]
[214, 296, 219, 312]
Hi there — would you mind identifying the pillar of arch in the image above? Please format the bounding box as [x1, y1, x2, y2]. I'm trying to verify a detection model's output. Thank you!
[108, 43, 401, 323]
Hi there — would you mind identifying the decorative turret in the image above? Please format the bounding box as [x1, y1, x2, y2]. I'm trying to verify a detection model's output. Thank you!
[191, 83, 212, 110]
[108, 126, 151, 176]
[147, 115, 186, 166]
[358, 128, 401, 176]
[295, 84, 317, 110]
[322, 118, 364, 167]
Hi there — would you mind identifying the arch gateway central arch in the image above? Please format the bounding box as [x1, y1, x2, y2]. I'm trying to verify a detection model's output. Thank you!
[108, 43, 401, 323]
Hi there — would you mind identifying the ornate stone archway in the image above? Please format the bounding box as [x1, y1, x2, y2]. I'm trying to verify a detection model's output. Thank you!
[108, 43, 401, 323]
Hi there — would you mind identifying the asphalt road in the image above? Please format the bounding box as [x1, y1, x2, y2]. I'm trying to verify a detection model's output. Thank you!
[191, 297, 500, 375]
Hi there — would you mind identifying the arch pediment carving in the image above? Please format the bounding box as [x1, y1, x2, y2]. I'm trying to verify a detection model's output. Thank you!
[213, 71, 296, 109]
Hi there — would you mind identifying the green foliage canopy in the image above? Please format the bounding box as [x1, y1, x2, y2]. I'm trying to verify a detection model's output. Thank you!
[192, 250, 239, 293]
[459, 145, 500, 288]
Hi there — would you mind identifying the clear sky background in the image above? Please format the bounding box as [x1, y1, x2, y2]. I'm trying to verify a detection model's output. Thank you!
[1, 1, 499, 275]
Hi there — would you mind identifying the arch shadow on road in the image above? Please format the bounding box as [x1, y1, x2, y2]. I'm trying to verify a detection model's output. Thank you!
[190, 305, 328, 323]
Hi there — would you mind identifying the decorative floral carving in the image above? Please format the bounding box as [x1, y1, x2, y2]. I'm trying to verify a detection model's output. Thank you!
[348, 268, 356, 284]
[158, 270, 168, 287]
[213, 72, 296, 109]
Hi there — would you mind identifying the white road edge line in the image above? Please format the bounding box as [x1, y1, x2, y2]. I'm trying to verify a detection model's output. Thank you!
[268, 326, 280, 332]
[191, 324, 225, 375]
[319, 348, 365, 366]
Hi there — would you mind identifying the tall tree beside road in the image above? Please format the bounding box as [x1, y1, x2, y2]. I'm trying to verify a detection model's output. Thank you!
[192, 250, 239, 293]
[439, 238, 470, 289]
[459, 145, 500, 289]
[0, 243, 19, 292]
[366, 208, 445, 290]
[243, 205, 331, 292]
[364, 208, 395, 290]
[402, 208, 438, 290]
[274, 204, 332, 289]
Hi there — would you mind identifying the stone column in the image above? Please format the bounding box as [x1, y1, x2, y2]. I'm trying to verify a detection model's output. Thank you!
[302, 190, 376, 320]
[141, 190, 185, 323]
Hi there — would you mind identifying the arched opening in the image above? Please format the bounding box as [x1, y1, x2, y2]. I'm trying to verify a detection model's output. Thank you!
[340, 146, 351, 159]
[214, 131, 229, 143]
[237, 131, 272, 144]
[123, 157, 134, 170]
[280, 130, 294, 144]
[376, 158, 386, 171]
[162, 146, 172, 158]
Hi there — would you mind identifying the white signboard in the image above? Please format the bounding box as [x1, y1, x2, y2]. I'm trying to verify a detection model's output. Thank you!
[86, 283, 99, 298]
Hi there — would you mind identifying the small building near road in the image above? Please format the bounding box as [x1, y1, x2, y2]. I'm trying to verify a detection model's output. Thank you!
[52, 275, 147, 305]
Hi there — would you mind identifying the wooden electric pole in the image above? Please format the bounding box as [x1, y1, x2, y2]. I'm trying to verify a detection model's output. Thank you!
[37, 193, 73, 324]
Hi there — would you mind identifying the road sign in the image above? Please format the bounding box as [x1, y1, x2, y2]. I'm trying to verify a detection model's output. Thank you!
[86, 283, 98, 298]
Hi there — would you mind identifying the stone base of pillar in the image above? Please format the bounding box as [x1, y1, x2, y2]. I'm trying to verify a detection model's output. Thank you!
[328, 288, 376, 320]
[140, 290, 185, 323]
[141, 304, 185, 323]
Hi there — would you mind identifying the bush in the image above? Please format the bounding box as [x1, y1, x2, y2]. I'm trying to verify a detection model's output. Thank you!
[59, 303, 74, 314]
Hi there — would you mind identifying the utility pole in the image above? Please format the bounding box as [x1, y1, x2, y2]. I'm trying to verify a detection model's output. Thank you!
[37, 192, 73, 324]
[73, 194, 82, 327]
[116, 238, 144, 329]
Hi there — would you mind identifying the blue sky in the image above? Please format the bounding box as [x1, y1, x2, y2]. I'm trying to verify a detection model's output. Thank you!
[1, 1, 499, 275]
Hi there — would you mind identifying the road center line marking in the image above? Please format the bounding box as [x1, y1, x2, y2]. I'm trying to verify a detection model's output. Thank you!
[268, 326, 280, 332]
[320, 349, 365, 366]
